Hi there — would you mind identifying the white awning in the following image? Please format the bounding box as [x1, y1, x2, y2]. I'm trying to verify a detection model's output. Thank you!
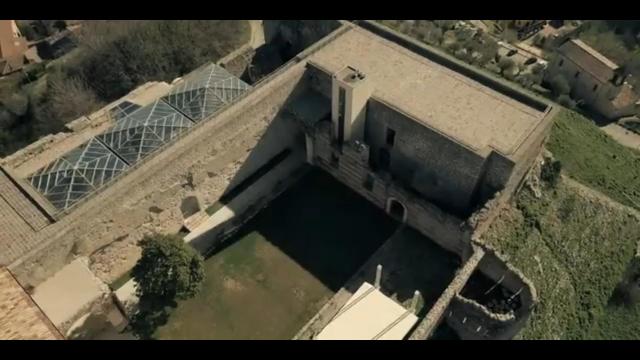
[315, 282, 419, 340]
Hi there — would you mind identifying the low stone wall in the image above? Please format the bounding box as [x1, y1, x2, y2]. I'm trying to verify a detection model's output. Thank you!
[408, 246, 485, 339]
[446, 250, 537, 340]
[446, 294, 518, 340]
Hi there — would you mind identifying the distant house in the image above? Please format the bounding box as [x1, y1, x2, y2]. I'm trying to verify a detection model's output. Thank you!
[545, 38, 640, 120]
[0, 20, 29, 75]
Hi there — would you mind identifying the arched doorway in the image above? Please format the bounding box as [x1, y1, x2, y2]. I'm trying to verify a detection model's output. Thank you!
[386, 198, 407, 223]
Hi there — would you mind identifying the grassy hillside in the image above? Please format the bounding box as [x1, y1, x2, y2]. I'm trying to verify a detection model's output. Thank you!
[483, 180, 640, 339]
[547, 109, 640, 211]
[483, 108, 640, 339]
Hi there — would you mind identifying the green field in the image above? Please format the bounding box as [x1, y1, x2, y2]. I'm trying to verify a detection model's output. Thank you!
[154, 169, 398, 339]
[547, 109, 640, 211]
[483, 108, 640, 339]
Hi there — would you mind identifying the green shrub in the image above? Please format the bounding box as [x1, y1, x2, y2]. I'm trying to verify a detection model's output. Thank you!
[541, 159, 563, 188]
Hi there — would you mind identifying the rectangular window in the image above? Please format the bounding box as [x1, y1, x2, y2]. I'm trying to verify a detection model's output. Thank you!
[593, 84, 598, 92]
[386, 128, 396, 147]
[364, 174, 375, 191]
[337, 87, 346, 145]
[331, 152, 340, 168]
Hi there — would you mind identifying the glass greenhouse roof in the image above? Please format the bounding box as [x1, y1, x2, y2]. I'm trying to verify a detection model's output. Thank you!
[162, 63, 251, 122]
[97, 100, 194, 166]
[28, 138, 129, 211]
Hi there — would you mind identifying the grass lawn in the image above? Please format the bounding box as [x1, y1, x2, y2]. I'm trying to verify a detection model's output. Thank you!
[154, 169, 398, 339]
[547, 109, 640, 211]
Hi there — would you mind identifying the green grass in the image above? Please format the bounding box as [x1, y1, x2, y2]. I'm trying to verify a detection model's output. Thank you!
[483, 181, 640, 339]
[154, 169, 398, 339]
[483, 108, 640, 339]
[547, 109, 640, 211]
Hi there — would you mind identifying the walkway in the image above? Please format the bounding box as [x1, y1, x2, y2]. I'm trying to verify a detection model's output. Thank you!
[601, 123, 640, 152]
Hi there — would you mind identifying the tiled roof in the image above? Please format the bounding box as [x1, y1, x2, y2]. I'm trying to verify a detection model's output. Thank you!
[611, 83, 640, 110]
[0, 268, 63, 340]
[559, 39, 619, 83]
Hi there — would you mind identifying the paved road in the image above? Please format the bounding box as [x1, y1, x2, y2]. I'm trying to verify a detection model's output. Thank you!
[601, 123, 640, 152]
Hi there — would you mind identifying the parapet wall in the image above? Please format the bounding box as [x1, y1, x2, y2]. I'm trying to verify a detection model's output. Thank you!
[355, 20, 551, 112]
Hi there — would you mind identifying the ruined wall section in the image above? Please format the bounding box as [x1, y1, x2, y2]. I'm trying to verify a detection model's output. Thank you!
[312, 122, 471, 255]
[408, 246, 485, 340]
[446, 251, 537, 340]
[9, 62, 310, 287]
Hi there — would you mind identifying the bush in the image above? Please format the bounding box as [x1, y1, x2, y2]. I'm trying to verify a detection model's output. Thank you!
[550, 74, 571, 97]
[557, 94, 576, 109]
[498, 57, 515, 75]
[130, 233, 205, 339]
[541, 159, 563, 188]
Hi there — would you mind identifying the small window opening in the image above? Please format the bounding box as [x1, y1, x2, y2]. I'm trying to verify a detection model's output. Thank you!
[386, 128, 396, 147]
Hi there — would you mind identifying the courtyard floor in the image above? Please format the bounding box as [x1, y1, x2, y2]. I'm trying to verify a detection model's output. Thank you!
[154, 169, 398, 339]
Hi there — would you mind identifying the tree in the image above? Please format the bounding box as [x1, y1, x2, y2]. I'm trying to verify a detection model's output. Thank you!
[550, 74, 571, 97]
[42, 75, 103, 124]
[557, 94, 576, 109]
[130, 233, 205, 338]
[541, 159, 562, 188]
[133, 233, 204, 303]
[498, 57, 515, 75]
[53, 20, 67, 32]
[501, 29, 518, 43]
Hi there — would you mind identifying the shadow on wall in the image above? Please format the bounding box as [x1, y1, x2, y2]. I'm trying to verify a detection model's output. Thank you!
[239, 20, 342, 85]
[186, 77, 311, 252]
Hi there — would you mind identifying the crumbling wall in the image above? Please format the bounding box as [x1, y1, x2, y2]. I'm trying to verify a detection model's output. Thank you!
[446, 250, 537, 340]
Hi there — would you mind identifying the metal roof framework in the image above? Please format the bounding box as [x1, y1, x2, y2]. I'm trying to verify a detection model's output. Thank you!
[97, 100, 194, 165]
[162, 63, 251, 122]
[109, 100, 142, 122]
[27, 138, 129, 211]
[26, 63, 252, 213]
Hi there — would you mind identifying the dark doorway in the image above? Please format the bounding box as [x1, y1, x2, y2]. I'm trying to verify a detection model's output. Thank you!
[388, 199, 406, 222]
[386, 128, 396, 147]
[379, 148, 391, 172]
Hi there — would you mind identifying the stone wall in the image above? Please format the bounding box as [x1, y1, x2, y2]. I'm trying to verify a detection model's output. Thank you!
[9, 61, 311, 287]
[408, 246, 485, 339]
[366, 99, 488, 215]
[312, 122, 471, 256]
[446, 250, 537, 340]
